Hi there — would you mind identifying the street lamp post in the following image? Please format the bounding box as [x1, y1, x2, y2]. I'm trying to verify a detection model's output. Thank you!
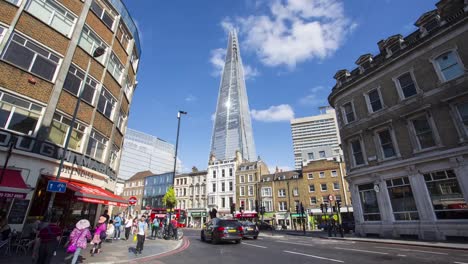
[45, 47, 106, 221]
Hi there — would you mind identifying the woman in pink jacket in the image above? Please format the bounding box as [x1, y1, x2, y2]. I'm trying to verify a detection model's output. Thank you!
[90, 216, 107, 256]
[68, 219, 92, 264]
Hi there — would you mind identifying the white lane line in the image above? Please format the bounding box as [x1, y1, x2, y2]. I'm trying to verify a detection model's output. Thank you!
[334, 247, 390, 255]
[284, 250, 344, 263]
[375, 246, 448, 255]
[243, 242, 267, 248]
[454, 262, 468, 264]
[257, 237, 264, 240]
[397, 254, 407, 257]
[276, 241, 314, 246]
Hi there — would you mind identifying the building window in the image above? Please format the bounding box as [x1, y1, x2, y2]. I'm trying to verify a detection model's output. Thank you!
[310, 197, 317, 205]
[78, 26, 107, 64]
[307, 152, 314, 160]
[358, 183, 381, 221]
[6, 0, 22, 6]
[386, 177, 419, 221]
[221, 182, 225, 192]
[0, 26, 6, 43]
[2, 33, 61, 81]
[222, 169, 225, 177]
[116, 22, 130, 51]
[331, 171, 337, 177]
[336, 195, 342, 201]
[123, 76, 133, 99]
[240, 175, 245, 183]
[292, 187, 298, 196]
[319, 172, 325, 178]
[322, 195, 329, 203]
[248, 174, 253, 182]
[229, 168, 233, 177]
[333, 182, 340, 190]
[319, 151, 326, 158]
[229, 181, 233, 191]
[350, 139, 365, 166]
[278, 189, 286, 197]
[0, 92, 43, 135]
[97, 87, 116, 119]
[320, 183, 327, 191]
[212, 183, 216, 192]
[366, 89, 383, 113]
[248, 185, 254, 196]
[342, 102, 356, 123]
[213, 170, 216, 178]
[433, 51, 464, 82]
[86, 129, 108, 161]
[309, 185, 315, 192]
[410, 114, 437, 150]
[395, 72, 418, 99]
[25, 0, 77, 37]
[262, 200, 272, 212]
[424, 170, 468, 219]
[278, 201, 287, 211]
[63, 65, 98, 105]
[307, 173, 313, 179]
[90, 0, 115, 29]
[109, 144, 119, 169]
[48, 113, 86, 151]
[377, 129, 396, 158]
[261, 187, 272, 197]
[240, 186, 245, 196]
[117, 108, 127, 132]
[107, 52, 124, 83]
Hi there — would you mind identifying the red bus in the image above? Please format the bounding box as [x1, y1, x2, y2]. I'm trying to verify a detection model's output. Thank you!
[149, 208, 187, 228]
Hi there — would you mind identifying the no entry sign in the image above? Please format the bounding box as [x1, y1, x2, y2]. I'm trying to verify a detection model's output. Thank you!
[129, 196, 137, 205]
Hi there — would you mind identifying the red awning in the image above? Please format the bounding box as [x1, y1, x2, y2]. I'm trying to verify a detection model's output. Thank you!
[50, 178, 128, 207]
[0, 169, 29, 199]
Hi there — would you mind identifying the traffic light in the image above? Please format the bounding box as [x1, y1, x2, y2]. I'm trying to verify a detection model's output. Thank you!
[230, 203, 235, 214]
[320, 203, 324, 213]
[240, 201, 245, 211]
[336, 200, 341, 209]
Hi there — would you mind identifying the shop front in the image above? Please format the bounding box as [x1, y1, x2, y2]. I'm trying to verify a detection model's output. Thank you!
[0, 169, 32, 226]
[188, 209, 207, 228]
[275, 212, 290, 230]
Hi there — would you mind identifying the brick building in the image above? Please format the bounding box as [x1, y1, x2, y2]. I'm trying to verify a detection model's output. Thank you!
[328, 0, 468, 240]
[235, 160, 269, 219]
[0, 0, 141, 229]
[122, 170, 153, 212]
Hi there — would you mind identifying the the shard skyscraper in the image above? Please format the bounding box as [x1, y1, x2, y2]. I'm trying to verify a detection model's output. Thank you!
[210, 30, 257, 161]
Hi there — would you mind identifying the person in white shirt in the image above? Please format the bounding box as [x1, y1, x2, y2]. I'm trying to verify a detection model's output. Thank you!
[135, 215, 148, 255]
[124, 215, 133, 240]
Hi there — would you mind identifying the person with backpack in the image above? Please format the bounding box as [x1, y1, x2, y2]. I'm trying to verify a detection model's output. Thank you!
[90, 216, 106, 256]
[67, 219, 91, 264]
[113, 214, 122, 240]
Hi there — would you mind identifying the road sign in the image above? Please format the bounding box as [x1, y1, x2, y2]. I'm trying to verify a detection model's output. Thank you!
[47, 180, 67, 193]
[328, 194, 335, 202]
[129, 196, 137, 205]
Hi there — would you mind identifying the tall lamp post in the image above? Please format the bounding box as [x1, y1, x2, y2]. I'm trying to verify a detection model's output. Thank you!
[45, 47, 106, 221]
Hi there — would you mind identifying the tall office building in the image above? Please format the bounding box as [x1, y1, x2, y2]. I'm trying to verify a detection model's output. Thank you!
[118, 128, 181, 180]
[210, 30, 256, 162]
[291, 107, 341, 169]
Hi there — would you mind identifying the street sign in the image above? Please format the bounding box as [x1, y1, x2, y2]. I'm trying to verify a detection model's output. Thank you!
[328, 194, 335, 201]
[46, 180, 67, 193]
[128, 196, 137, 205]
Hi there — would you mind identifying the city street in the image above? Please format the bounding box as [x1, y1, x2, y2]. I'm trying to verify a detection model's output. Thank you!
[155, 229, 468, 264]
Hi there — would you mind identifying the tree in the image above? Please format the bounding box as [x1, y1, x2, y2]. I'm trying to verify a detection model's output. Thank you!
[163, 186, 177, 209]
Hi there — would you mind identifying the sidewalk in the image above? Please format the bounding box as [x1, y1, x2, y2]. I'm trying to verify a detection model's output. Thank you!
[283, 230, 468, 250]
[5, 237, 182, 264]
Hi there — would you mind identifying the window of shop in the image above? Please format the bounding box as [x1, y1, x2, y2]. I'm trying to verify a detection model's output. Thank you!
[107, 52, 124, 83]
[63, 65, 99, 105]
[25, 0, 77, 37]
[2, 33, 61, 81]
[423, 170, 468, 219]
[386, 177, 419, 221]
[90, 0, 115, 30]
[78, 26, 107, 64]
[0, 92, 43, 136]
[97, 86, 116, 119]
[358, 183, 381, 221]
[86, 129, 107, 161]
[279, 201, 287, 211]
[278, 189, 286, 197]
[48, 113, 86, 151]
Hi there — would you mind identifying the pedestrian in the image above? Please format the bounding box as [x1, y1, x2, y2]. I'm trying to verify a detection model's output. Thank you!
[170, 216, 178, 240]
[113, 214, 122, 239]
[90, 216, 107, 256]
[36, 215, 62, 264]
[101, 209, 110, 224]
[135, 215, 148, 255]
[151, 217, 159, 238]
[124, 215, 133, 240]
[106, 220, 115, 243]
[67, 219, 92, 264]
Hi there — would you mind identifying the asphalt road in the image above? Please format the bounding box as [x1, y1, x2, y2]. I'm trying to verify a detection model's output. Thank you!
[154, 229, 468, 264]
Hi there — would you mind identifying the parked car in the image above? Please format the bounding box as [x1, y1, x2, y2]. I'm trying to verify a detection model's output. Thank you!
[257, 221, 273, 231]
[201, 218, 243, 244]
[239, 221, 259, 239]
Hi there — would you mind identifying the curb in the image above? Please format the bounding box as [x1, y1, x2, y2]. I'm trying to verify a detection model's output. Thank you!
[115, 238, 188, 264]
[321, 236, 468, 250]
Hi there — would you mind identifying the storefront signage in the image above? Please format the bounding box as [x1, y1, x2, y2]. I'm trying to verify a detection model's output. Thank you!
[0, 191, 26, 199]
[0, 130, 116, 180]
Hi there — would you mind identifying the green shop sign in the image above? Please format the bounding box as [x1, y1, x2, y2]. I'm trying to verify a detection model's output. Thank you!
[291, 214, 306, 218]
[191, 212, 207, 217]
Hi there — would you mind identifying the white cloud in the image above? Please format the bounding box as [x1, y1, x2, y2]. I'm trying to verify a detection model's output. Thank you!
[299, 85, 328, 105]
[209, 48, 260, 80]
[233, 0, 355, 68]
[185, 94, 197, 102]
[251, 104, 295, 122]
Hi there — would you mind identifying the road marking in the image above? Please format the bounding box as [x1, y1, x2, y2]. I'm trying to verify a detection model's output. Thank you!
[276, 241, 315, 246]
[257, 237, 264, 240]
[397, 254, 407, 257]
[243, 242, 267, 248]
[284, 250, 344, 263]
[374, 246, 448, 255]
[334, 247, 390, 255]
[454, 262, 468, 264]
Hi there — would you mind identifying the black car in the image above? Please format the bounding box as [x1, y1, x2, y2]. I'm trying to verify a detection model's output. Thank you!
[240, 221, 259, 239]
[201, 218, 243, 244]
[257, 221, 273, 231]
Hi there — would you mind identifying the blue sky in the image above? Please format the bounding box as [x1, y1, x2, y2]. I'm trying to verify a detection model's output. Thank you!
[123, 0, 436, 173]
